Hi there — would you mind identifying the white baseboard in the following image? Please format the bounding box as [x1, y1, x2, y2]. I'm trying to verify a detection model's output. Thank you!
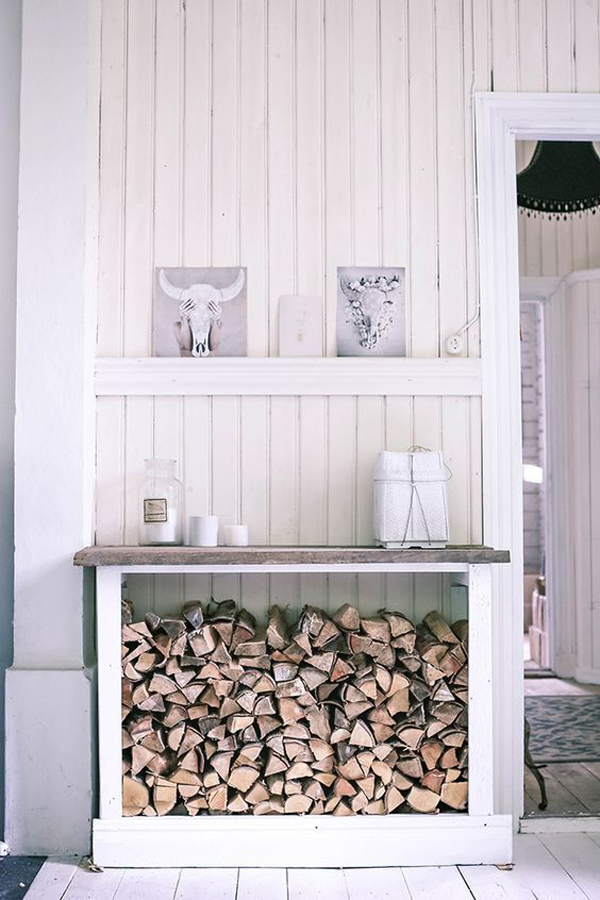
[574, 667, 600, 685]
[520, 816, 600, 834]
[93, 814, 513, 868]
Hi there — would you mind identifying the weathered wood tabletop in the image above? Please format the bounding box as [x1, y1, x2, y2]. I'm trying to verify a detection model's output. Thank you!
[74, 545, 510, 566]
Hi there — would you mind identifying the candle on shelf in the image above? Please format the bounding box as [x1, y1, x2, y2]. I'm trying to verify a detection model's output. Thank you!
[223, 525, 249, 547]
[189, 515, 219, 547]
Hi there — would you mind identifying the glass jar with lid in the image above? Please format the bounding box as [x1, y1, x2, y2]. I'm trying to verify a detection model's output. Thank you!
[138, 459, 184, 545]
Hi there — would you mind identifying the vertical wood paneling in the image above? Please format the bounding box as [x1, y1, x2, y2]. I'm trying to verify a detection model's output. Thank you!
[356, 397, 384, 610]
[517, 0, 545, 91]
[407, 0, 438, 356]
[211, 396, 241, 600]
[326, 396, 358, 607]
[587, 279, 600, 670]
[96, 0, 600, 619]
[182, 0, 211, 264]
[490, 0, 518, 90]
[296, 0, 324, 298]
[153, 396, 184, 612]
[413, 397, 443, 620]
[351, 0, 380, 266]
[323, 0, 352, 356]
[96, 398, 125, 543]
[240, 396, 269, 613]
[298, 396, 328, 605]
[97, 0, 128, 356]
[436, 0, 468, 350]
[182, 396, 212, 601]
[240, 0, 268, 355]
[123, 397, 153, 544]
[267, 0, 295, 354]
[380, 0, 408, 269]
[469, 397, 483, 545]
[122, 0, 155, 357]
[211, 0, 239, 265]
[568, 281, 592, 674]
[574, 0, 600, 92]
[546, 0, 573, 91]
[154, 1, 183, 269]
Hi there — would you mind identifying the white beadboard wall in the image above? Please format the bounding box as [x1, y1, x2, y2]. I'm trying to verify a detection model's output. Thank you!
[97, 393, 481, 617]
[565, 274, 600, 681]
[520, 301, 545, 576]
[96, 2, 600, 614]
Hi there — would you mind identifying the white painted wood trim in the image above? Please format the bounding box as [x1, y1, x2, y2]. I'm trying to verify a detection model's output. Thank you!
[115, 562, 471, 574]
[94, 357, 482, 396]
[475, 92, 600, 822]
[93, 814, 513, 867]
[467, 564, 493, 816]
[574, 667, 600, 685]
[96, 567, 123, 820]
[520, 816, 600, 834]
[7, 0, 100, 855]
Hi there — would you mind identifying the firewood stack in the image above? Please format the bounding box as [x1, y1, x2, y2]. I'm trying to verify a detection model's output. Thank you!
[121, 599, 468, 817]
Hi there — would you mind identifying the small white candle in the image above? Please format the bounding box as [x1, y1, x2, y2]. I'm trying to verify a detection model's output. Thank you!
[189, 515, 219, 547]
[223, 524, 249, 547]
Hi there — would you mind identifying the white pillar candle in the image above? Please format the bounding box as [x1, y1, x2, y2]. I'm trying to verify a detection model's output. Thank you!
[223, 524, 249, 547]
[188, 515, 219, 547]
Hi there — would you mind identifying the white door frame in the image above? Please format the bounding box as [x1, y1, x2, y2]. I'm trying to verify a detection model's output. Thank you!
[475, 93, 600, 822]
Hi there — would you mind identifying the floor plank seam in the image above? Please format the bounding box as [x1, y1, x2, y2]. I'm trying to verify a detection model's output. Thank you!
[171, 867, 183, 900]
[537, 834, 594, 899]
[456, 865, 477, 898]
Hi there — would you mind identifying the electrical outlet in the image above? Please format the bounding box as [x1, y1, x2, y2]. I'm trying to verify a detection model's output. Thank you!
[445, 334, 463, 355]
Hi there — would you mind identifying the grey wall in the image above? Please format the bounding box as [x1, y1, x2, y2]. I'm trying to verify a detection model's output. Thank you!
[0, 0, 21, 840]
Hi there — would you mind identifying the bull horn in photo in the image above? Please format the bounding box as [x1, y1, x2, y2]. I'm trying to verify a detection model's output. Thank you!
[219, 268, 245, 303]
[158, 268, 184, 300]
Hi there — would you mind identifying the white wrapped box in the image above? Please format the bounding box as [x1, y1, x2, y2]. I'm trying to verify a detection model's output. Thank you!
[374, 450, 449, 549]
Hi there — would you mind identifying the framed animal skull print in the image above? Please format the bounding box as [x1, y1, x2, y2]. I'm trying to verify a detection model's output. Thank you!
[153, 267, 247, 357]
[336, 266, 406, 357]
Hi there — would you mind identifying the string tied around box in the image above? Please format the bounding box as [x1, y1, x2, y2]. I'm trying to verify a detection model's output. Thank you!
[373, 448, 451, 549]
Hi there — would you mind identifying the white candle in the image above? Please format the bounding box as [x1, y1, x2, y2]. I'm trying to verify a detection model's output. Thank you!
[223, 524, 249, 547]
[189, 515, 219, 547]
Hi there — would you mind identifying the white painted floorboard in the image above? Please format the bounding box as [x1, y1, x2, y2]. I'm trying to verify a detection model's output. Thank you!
[401, 866, 473, 899]
[24, 857, 81, 899]
[343, 867, 411, 899]
[174, 867, 238, 900]
[62, 866, 125, 900]
[287, 868, 348, 900]
[24, 834, 600, 900]
[237, 868, 287, 900]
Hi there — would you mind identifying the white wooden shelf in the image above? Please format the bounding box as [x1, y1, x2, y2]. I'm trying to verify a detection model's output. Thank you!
[82, 546, 513, 867]
[94, 356, 483, 396]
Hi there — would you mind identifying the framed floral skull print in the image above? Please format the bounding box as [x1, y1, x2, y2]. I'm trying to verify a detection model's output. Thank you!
[336, 266, 406, 357]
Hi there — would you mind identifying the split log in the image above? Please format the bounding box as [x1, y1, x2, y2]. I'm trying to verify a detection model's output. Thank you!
[123, 776, 149, 816]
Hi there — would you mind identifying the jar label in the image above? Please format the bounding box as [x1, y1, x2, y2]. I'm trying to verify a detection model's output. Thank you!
[144, 498, 168, 523]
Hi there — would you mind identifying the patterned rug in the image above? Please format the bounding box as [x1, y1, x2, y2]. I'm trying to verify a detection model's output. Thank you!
[525, 695, 600, 763]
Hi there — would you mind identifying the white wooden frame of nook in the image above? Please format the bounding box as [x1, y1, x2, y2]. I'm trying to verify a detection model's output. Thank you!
[475, 93, 600, 829]
[94, 560, 511, 867]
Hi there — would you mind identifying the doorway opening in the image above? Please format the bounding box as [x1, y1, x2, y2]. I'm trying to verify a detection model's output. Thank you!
[516, 138, 600, 820]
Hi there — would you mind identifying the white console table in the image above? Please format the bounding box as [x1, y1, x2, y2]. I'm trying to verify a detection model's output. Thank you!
[75, 545, 511, 868]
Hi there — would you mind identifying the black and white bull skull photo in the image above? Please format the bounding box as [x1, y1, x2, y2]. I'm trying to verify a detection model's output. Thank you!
[336, 266, 406, 357]
[153, 267, 247, 358]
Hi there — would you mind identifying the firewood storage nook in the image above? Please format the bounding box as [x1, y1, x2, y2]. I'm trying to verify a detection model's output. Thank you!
[74, 545, 511, 868]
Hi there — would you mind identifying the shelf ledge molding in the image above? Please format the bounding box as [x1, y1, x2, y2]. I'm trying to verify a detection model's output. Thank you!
[95, 357, 483, 397]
